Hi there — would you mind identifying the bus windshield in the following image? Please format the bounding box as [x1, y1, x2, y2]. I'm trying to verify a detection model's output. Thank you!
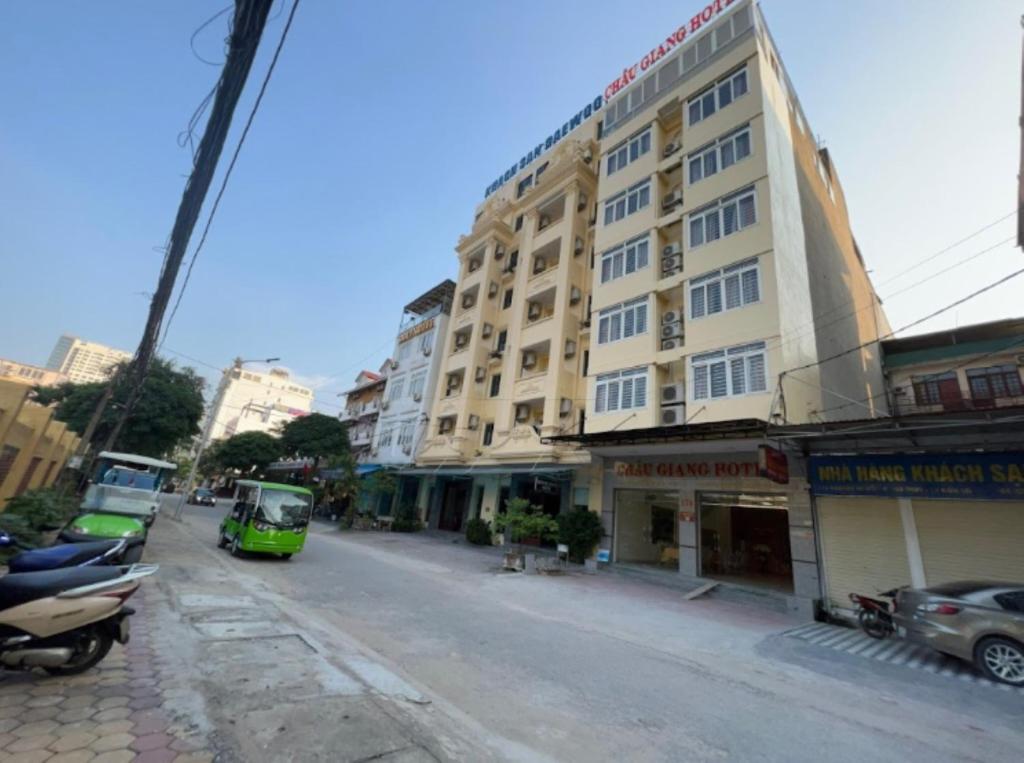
[257, 489, 312, 528]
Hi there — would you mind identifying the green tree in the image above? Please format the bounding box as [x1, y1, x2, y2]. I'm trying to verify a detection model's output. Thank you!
[557, 508, 604, 563]
[279, 413, 351, 480]
[34, 358, 205, 458]
[493, 497, 559, 546]
[213, 431, 282, 475]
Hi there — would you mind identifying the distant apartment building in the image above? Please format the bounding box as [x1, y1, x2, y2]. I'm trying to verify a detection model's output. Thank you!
[208, 365, 313, 441]
[0, 358, 67, 388]
[340, 365, 390, 464]
[46, 334, 132, 384]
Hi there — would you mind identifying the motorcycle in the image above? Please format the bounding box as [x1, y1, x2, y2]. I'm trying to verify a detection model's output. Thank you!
[849, 589, 899, 639]
[1, 531, 129, 573]
[0, 563, 157, 675]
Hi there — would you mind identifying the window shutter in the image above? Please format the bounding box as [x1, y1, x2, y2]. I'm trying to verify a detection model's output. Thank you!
[736, 131, 751, 159]
[733, 70, 748, 97]
[730, 357, 746, 395]
[689, 217, 704, 247]
[693, 365, 709, 399]
[720, 141, 735, 169]
[613, 251, 624, 278]
[638, 184, 650, 208]
[623, 307, 635, 338]
[710, 361, 728, 397]
[707, 281, 723, 314]
[691, 286, 706, 318]
[704, 151, 717, 178]
[595, 382, 607, 413]
[688, 100, 701, 125]
[610, 313, 622, 341]
[604, 205, 614, 226]
[607, 381, 621, 411]
[598, 316, 610, 344]
[625, 247, 636, 274]
[634, 374, 647, 408]
[739, 194, 756, 227]
[635, 303, 648, 335]
[621, 377, 633, 409]
[741, 268, 759, 303]
[637, 241, 649, 269]
[722, 202, 738, 235]
[748, 353, 766, 391]
[717, 81, 733, 108]
[724, 274, 741, 309]
[705, 212, 721, 242]
[607, 154, 617, 175]
[601, 257, 612, 283]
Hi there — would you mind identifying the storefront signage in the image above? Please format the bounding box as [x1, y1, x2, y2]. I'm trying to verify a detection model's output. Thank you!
[757, 445, 789, 485]
[483, 0, 741, 199]
[809, 453, 1024, 500]
[614, 460, 758, 479]
[604, 0, 740, 101]
[398, 318, 434, 344]
[483, 96, 603, 199]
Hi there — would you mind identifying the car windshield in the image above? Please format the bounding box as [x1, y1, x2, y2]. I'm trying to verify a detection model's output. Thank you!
[197, 489, 213, 496]
[257, 489, 311, 527]
[104, 469, 157, 490]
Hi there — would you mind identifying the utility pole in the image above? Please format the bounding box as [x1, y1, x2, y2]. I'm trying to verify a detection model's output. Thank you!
[172, 355, 278, 520]
[92, 0, 276, 457]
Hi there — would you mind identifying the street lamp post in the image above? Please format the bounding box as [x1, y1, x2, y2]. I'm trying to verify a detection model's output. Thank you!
[172, 355, 279, 520]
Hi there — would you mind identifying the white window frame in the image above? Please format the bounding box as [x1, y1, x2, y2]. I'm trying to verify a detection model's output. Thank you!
[397, 420, 415, 447]
[606, 127, 652, 176]
[418, 330, 433, 353]
[690, 341, 768, 401]
[597, 296, 649, 345]
[388, 375, 405, 401]
[408, 372, 426, 400]
[689, 258, 761, 320]
[603, 179, 652, 226]
[687, 66, 749, 126]
[599, 234, 651, 284]
[594, 367, 649, 414]
[687, 125, 753, 186]
[687, 185, 757, 249]
[377, 426, 394, 448]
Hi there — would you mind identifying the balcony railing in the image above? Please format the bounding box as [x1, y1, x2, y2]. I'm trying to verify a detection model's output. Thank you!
[893, 394, 1024, 417]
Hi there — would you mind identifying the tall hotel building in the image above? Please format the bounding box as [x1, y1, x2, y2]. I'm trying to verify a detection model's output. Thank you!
[419, 0, 888, 613]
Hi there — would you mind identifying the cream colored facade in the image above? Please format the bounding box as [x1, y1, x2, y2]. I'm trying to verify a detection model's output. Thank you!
[587, 1, 888, 435]
[208, 366, 313, 441]
[0, 380, 80, 507]
[46, 334, 132, 385]
[0, 358, 67, 388]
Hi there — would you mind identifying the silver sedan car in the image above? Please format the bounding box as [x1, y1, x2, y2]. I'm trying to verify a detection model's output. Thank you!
[893, 582, 1024, 685]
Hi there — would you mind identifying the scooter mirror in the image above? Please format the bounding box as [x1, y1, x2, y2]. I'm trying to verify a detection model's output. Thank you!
[0, 531, 12, 548]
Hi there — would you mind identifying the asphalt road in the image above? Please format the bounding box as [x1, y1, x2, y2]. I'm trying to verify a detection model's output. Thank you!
[169, 500, 1024, 763]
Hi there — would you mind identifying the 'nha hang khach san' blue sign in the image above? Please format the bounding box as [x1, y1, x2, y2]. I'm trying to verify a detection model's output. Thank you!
[809, 452, 1024, 501]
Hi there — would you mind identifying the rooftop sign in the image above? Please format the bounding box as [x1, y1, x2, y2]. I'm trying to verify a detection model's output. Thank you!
[481, 0, 743, 200]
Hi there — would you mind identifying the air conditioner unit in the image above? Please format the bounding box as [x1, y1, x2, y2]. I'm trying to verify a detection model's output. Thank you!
[661, 321, 683, 340]
[515, 404, 531, 422]
[474, 366, 486, 382]
[495, 244, 506, 259]
[527, 302, 542, 320]
[577, 192, 589, 211]
[439, 418, 454, 434]
[533, 256, 547, 274]
[412, 392, 422, 402]
[662, 242, 681, 258]
[390, 360, 399, 371]
[422, 346, 432, 356]
[569, 286, 582, 305]
[663, 141, 679, 158]
[402, 445, 412, 455]
[482, 322, 494, 338]
[468, 414, 480, 430]
[660, 405, 685, 426]
[381, 400, 390, 411]
[461, 294, 475, 309]
[661, 382, 685, 406]
[662, 310, 680, 324]
[564, 339, 577, 358]
[661, 253, 683, 275]
[539, 214, 551, 229]
[661, 337, 682, 351]
[455, 333, 468, 348]
[559, 398, 572, 417]
[574, 236, 584, 255]
[661, 187, 683, 210]
[522, 351, 538, 369]
[468, 259, 481, 273]
[582, 149, 593, 164]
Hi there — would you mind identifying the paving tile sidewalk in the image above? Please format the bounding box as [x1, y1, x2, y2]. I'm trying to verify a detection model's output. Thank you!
[0, 584, 215, 763]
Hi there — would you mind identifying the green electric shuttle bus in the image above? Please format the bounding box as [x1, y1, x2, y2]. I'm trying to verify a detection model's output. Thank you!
[218, 480, 313, 559]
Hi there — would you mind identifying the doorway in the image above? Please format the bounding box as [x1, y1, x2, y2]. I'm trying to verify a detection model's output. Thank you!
[698, 492, 792, 592]
[613, 490, 679, 569]
[439, 480, 470, 531]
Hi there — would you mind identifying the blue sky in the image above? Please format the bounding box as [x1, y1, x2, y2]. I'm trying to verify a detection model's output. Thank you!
[2, 1, 1021, 411]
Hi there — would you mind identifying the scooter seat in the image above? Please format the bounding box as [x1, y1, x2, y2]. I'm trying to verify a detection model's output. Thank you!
[0, 567, 123, 611]
[8, 541, 124, 573]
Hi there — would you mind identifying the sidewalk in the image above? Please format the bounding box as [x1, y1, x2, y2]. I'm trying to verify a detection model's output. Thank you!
[0, 585, 214, 763]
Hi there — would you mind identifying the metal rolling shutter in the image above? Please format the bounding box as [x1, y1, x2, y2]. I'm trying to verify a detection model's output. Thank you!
[817, 497, 912, 609]
[914, 500, 1024, 585]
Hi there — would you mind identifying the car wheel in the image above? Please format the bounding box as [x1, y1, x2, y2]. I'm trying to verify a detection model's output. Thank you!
[280, 553, 292, 560]
[975, 637, 1024, 686]
[230, 535, 244, 558]
[217, 532, 228, 549]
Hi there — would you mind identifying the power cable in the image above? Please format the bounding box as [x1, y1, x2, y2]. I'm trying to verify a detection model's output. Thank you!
[161, 0, 301, 351]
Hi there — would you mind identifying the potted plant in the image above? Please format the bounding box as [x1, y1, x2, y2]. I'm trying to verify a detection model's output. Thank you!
[493, 497, 559, 571]
[557, 508, 604, 571]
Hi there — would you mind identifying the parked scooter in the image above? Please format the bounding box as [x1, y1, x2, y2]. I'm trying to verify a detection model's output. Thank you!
[849, 589, 899, 639]
[1, 532, 129, 573]
[0, 564, 156, 674]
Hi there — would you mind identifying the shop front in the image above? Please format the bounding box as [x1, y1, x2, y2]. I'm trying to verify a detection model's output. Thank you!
[600, 449, 818, 616]
[809, 451, 1024, 615]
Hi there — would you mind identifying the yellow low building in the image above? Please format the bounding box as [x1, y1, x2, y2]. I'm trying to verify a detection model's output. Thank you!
[0, 379, 80, 507]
